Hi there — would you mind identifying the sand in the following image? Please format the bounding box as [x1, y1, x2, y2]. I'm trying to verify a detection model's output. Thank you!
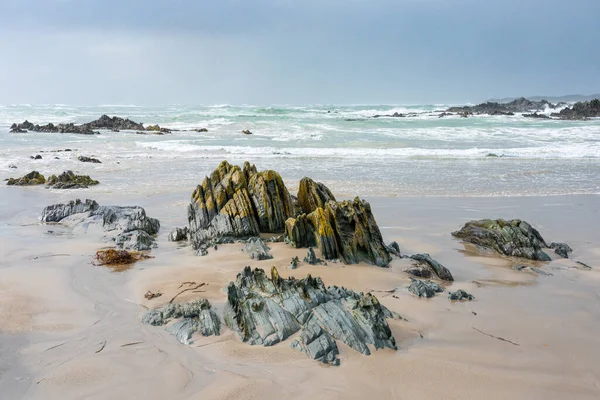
[1, 188, 599, 399]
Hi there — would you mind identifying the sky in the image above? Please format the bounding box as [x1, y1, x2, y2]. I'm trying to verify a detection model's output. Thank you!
[0, 0, 598, 105]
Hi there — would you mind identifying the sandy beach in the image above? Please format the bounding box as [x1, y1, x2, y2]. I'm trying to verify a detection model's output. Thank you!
[1, 184, 599, 400]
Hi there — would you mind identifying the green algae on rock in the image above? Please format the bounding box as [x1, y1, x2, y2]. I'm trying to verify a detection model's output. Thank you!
[452, 219, 552, 261]
[6, 171, 46, 186]
[46, 170, 99, 189]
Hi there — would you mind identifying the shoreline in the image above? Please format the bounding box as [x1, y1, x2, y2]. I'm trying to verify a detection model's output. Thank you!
[1, 186, 599, 399]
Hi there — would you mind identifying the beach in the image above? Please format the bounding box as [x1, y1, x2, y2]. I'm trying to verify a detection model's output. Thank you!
[1, 181, 599, 399]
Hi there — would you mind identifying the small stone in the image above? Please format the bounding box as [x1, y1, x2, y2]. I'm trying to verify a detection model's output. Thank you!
[448, 289, 474, 301]
[290, 256, 300, 269]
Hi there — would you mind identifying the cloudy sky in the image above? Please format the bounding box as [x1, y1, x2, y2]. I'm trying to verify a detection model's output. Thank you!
[0, 0, 598, 105]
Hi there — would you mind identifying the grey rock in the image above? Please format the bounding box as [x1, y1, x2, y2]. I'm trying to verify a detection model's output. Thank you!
[408, 279, 443, 298]
[290, 256, 300, 269]
[39, 199, 99, 222]
[115, 230, 157, 251]
[410, 253, 454, 281]
[223, 266, 397, 365]
[448, 289, 474, 301]
[242, 237, 273, 260]
[387, 241, 401, 257]
[452, 219, 551, 261]
[142, 299, 221, 345]
[168, 227, 189, 242]
[550, 242, 572, 259]
[304, 247, 323, 265]
[405, 266, 432, 279]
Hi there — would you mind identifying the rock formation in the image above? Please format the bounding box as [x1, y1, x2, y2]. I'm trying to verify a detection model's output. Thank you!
[78, 156, 101, 163]
[40, 199, 160, 251]
[409, 253, 454, 281]
[6, 171, 46, 186]
[242, 238, 273, 260]
[142, 299, 221, 345]
[186, 161, 391, 267]
[550, 242, 572, 259]
[452, 219, 552, 261]
[447, 97, 554, 115]
[552, 99, 600, 120]
[46, 171, 99, 189]
[448, 290, 474, 301]
[222, 266, 399, 365]
[408, 278, 443, 298]
[9, 114, 152, 134]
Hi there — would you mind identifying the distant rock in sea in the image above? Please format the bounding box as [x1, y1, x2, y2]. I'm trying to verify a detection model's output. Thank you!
[551, 99, 600, 120]
[447, 97, 554, 115]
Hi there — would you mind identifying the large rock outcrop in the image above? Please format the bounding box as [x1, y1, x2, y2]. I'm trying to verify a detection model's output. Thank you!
[447, 97, 554, 115]
[186, 161, 391, 267]
[223, 266, 398, 365]
[10, 114, 147, 134]
[40, 199, 160, 250]
[452, 219, 552, 261]
[552, 99, 600, 120]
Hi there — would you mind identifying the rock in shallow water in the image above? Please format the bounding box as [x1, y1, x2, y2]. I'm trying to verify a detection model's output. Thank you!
[410, 253, 453, 281]
[6, 171, 46, 186]
[550, 242, 572, 259]
[452, 219, 552, 261]
[448, 289, 474, 301]
[222, 266, 398, 365]
[46, 170, 99, 189]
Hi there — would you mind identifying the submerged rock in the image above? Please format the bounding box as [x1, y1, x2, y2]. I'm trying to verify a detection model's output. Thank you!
[513, 265, 553, 276]
[242, 237, 273, 260]
[40, 199, 160, 250]
[6, 171, 45, 186]
[550, 242, 572, 259]
[408, 279, 443, 298]
[142, 299, 221, 345]
[78, 155, 101, 163]
[410, 253, 454, 281]
[448, 289, 474, 301]
[222, 266, 398, 365]
[452, 219, 551, 261]
[46, 170, 99, 189]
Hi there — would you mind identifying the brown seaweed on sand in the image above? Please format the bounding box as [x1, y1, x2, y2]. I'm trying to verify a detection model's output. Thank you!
[94, 249, 151, 271]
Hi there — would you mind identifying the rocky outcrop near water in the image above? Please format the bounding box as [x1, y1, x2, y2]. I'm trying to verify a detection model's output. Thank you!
[447, 97, 554, 115]
[452, 219, 552, 261]
[551, 99, 600, 120]
[40, 199, 160, 251]
[9, 114, 153, 134]
[409, 253, 454, 281]
[6, 171, 46, 186]
[523, 112, 551, 119]
[145, 124, 172, 134]
[186, 161, 391, 267]
[142, 299, 221, 345]
[222, 266, 399, 365]
[46, 171, 99, 189]
[78, 156, 101, 163]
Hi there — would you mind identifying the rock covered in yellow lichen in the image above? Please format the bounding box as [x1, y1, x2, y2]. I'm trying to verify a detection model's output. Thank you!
[297, 177, 336, 214]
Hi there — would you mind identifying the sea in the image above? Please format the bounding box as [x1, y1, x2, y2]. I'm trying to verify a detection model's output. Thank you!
[1, 104, 599, 197]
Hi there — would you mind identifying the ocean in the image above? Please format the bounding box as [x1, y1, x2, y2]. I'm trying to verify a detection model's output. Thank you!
[1, 103, 599, 197]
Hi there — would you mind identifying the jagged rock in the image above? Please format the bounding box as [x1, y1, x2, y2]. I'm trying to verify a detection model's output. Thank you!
[523, 112, 551, 119]
[10, 124, 26, 133]
[448, 290, 474, 301]
[550, 242, 572, 259]
[552, 99, 600, 120]
[304, 247, 323, 265]
[6, 171, 46, 186]
[78, 155, 101, 163]
[31, 154, 42, 160]
[10, 115, 144, 134]
[242, 237, 273, 260]
[387, 241, 401, 257]
[285, 213, 317, 248]
[142, 299, 221, 345]
[408, 279, 443, 298]
[223, 267, 398, 365]
[168, 227, 189, 242]
[297, 177, 336, 214]
[115, 230, 157, 251]
[46, 170, 99, 189]
[290, 256, 300, 269]
[447, 97, 555, 115]
[410, 254, 454, 281]
[85, 115, 144, 131]
[405, 266, 432, 279]
[40, 199, 160, 249]
[452, 219, 551, 261]
[187, 161, 295, 250]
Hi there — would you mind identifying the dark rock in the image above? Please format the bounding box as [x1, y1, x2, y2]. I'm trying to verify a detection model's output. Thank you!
[168, 227, 189, 242]
[447, 97, 554, 115]
[387, 241, 401, 257]
[550, 242, 572, 259]
[46, 171, 99, 189]
[222, 266, 398, 365]
[575, 261, 592, 269]
[242, 129, 253, 135]
[408, 279, 443, 298]
[142, 299, 221, 345]
[6, 171, 46, 186]
[297, 177, 336, 214]
[8, 164, 17, 169]
[438, 112, 453, 118]
[290, 256, 300, 269]
[304, 247, 324, 265]
[552, 99, 600, 120]
[523, 112, 551, 119]
[410, 254, 454, 281]
[486, 153, 499, 157]
[10, 123, 26, 133]
[242, 237, 273, 260]
[405, 266, 432, 279]
[146, 124, 171, 134]
[448, 289, 474, 301]
[85, 114, 144, 131]
[31, 155, 42, 160]
[193, 128, 208, 132]
[452, 219, 551, 261]
[78, 155, 101, 163]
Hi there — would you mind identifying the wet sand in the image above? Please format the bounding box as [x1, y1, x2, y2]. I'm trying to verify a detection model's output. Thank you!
[1, 187, 599, 399]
